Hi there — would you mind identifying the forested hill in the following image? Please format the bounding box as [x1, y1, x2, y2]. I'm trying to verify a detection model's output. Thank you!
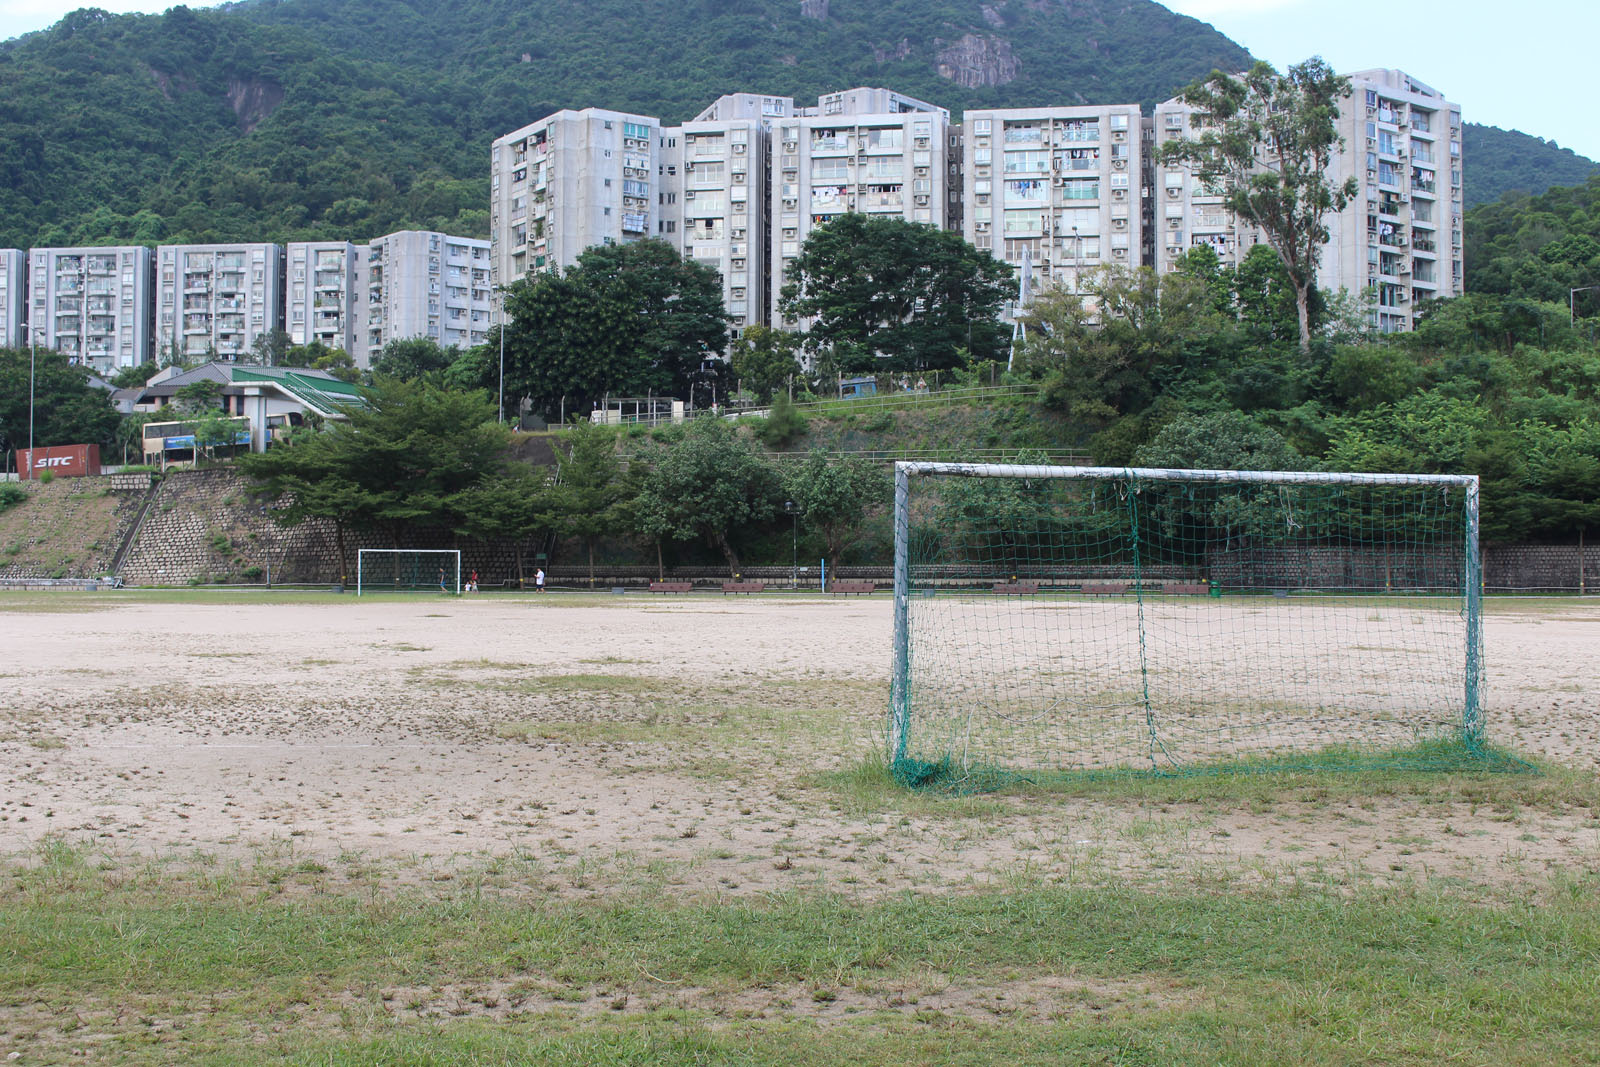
[0, 0, 1590, 253]
[1463, 124, 1600, 208]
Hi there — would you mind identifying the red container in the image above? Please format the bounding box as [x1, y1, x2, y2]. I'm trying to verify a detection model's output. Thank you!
[17, 444, 101, 480]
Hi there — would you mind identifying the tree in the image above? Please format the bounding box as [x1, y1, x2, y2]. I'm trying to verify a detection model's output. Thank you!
[488, 240, 730, 418]
[1161, 58, 1358, 355]
[1133, 410, 1301, 472]
[779, 214, 1014, 371]
[450, 464, 555, 587]
[1017, 266, 1220, 422]
[241, 379, 511, 576]
[248, 329, 292, 367]
[728, 325, 801, 403]
[371, 337, 457, 382]
[630, 418, 780, 574]
[781, 452, 887, 564]
[0, 347, 120, 461]
[551, 420, 627, 587]
[109, 362, 160, 388]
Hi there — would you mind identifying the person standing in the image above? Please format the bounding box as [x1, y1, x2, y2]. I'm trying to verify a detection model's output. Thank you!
[467, 569, 479, 593]
[534, 567, 546, 593]
[437, 567, 447, 593]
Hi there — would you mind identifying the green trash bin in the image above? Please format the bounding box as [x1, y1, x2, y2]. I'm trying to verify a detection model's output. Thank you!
[1208, 579, 1222, 598]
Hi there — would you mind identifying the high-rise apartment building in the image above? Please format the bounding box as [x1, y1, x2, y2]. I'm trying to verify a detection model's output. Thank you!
[662, 93, 790, 331]
[490, 108, 663, 312]
[285, 242, 360, 354]
[960, 105, 1144, 305]
[155, 244, 283, 364]
[0, 249, 25, 350]
[28, 246, 153, 372]
[770, 88, 951, 325]
[1151, 69, 1462, 333]
[357, 230, 492, 365]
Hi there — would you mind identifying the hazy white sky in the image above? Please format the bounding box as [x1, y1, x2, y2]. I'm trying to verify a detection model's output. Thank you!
[2, 0, 1596, 159]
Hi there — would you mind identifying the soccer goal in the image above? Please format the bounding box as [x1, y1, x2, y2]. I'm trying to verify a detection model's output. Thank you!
[889, 462, 1494, 788]
[356, 549, 461, 596]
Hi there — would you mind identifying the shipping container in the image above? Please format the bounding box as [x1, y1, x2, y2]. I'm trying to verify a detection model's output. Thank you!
[16, 444, 102, 480]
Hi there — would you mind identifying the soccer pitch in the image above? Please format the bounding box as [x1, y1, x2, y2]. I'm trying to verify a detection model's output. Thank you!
[1, 591, 1597, 1063]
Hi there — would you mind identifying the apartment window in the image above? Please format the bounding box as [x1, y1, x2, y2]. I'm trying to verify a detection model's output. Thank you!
[972, 119, 991, 135]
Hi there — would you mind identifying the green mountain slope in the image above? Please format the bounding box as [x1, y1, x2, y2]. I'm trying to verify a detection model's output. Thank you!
[1462, 123, 1599, 208]
[1, 0, 1591, 253]
[1, 0, 1251, 249]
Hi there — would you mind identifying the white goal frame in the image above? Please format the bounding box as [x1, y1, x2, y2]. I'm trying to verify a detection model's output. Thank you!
[356, 549, 462, 596]
[889, 462, 1484, 772]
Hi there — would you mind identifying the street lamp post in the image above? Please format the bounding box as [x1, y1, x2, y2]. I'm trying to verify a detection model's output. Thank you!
[1571, 286, 1600, 329]
[784, 500, 799, 589]
[497, 321, 505, 424]
[27, 324, 42, 468]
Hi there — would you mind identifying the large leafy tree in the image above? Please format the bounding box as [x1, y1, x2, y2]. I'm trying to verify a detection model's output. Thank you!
[0, 347, 121, 460]
[241, 378, 511, 576]
[487, 240, 729, 419]
[779, 214, 1013, 372]
[781, 452, 887, 564]
[1161, 58, 1357, 355]
[371, 337, 458, 382]
[551, 420, 628, 587]
[631, 418, 780, 575]
[729, 325, 802, 404]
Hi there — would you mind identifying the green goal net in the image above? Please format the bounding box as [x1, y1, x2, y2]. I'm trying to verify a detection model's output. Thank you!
[889, 463, 1508, 790]
[356, 549, 462, 596]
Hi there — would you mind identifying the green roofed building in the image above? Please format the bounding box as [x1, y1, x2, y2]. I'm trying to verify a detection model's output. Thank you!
[122, 362, 367, 455]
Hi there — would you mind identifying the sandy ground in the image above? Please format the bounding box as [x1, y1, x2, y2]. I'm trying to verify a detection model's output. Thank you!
[1, 593, 1597, 898]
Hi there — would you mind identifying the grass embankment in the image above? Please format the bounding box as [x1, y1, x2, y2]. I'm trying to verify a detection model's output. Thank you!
[4, 841, 1596, 1065]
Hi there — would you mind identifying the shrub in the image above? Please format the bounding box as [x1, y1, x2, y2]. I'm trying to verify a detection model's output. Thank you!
[0, 484, 26, 513]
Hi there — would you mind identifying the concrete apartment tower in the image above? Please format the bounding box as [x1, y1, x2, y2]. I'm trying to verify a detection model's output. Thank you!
[285, 242, 360, 355]
[960, 104, 1145, 313]
[1151, 68, 1462, 333]
[770, 88, 952, 326]
[662, 93, 792, 331]
[155, 244, 283, 364]
[0, 249, 25, 350]
[356, 230, 492, 367]
[490, 108, 663, 318]
[28, 246, 153, 372]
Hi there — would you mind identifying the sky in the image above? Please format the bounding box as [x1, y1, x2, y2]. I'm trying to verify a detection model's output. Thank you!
[1162, 0, 1599, 160]
[1, 0, 1596, 160]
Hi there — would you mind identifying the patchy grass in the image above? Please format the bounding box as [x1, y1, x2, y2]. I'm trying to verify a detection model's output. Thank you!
[2, 846, 1597, 1064]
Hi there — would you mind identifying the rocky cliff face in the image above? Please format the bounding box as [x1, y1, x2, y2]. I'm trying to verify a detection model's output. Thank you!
[226, 76, 285, 134]
[800, 0, 829, 19]
[935, 33, 1019, 89]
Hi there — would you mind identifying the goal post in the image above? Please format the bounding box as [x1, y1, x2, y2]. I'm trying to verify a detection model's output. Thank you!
[356, 549, 462, 596]
[890, 462, 1495, 788]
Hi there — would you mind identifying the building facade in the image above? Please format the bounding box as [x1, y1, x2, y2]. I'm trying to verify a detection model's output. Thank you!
[769, 88, 951, 326]
[285, 242, 360, 354]
[155, 244, 283, 364]
[490, 108, 663, 313]
[0, 249, 25, 350]
[960, 104, 1145, 309]
[357, 230, 492, 365]
[27, 246, 153, 372]
[663, 93, 789, 331]
[1150, 69, 1462, 333]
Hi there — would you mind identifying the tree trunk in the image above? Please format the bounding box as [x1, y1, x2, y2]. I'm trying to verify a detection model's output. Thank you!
[587, 539, 595, 588]
[711, 531, 739, 576]
[1293, 280, 1312, 357]
[334, 520, 349, 588]
[656, 540, 664, 583]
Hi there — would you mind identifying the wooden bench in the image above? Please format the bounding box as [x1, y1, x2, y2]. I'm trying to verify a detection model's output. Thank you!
[831, 581, 877, 596]
[649, 581, 693, 593]
[1082, 583, 1131, 595]
[993, 582, 1040, 595]
[722, 581, 765, 595]
[1163, 583, 1210, 595]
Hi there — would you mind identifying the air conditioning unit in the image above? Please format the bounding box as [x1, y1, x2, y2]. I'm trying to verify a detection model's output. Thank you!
[1168, 217, 1180, 229]
[1113, 159, 1127, 170]
[684, 190, 695, 199]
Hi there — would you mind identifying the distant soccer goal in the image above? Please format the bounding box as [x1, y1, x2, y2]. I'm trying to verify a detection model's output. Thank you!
[889, 462, 1498, 789]
[356, 549, 461, 596]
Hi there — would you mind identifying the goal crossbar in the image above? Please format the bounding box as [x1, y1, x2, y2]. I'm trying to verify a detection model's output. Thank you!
[889, 462, 1485, 785]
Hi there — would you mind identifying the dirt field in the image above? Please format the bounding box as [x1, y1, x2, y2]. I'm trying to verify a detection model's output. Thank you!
[1, 591, 1596, 901]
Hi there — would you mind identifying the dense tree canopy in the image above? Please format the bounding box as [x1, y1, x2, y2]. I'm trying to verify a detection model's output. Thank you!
[0, 347, 121, 463]
[780, 215, 1014, 372]
[480, 240, 729, 418]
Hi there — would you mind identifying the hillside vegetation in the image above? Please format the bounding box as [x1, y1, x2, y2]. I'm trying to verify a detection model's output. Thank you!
[5, 0, 1591, 250]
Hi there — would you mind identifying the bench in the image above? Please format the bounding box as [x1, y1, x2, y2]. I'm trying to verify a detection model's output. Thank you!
[1163, 583, 1209, 595]
[1082, 583, 1131, 595]
[722, 581, 765, 595]
[649, 581, 693, 593]
[831, 581, 877, 596]
[993, 582, 1040, 595]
